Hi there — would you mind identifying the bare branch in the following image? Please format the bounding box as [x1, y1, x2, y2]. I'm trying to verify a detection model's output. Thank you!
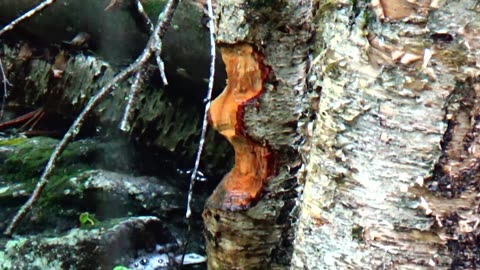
[120, 69, 144, 132]
[180, 1, 216, 264]
[0, 59, 11, 119]
[135, 0, 154, 32]
[135, 0, 168, 85]
[121, 0, 171, 131]
[185, 0, 216, 219]
[3, 0, 181, 236]
[0, 0, 57, 37]
[154, 43, 169, 86]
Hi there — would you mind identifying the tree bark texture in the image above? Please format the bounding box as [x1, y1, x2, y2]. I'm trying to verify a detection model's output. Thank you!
[203, 0, 314, 269]
[292, 0, 480, 269]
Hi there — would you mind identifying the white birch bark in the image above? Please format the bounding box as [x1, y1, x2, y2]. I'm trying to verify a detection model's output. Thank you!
[292, 0, 480, 269]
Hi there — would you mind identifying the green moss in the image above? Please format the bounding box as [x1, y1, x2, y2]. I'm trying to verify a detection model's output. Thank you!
[0, 235, 64, 269]
[0, 137, 28, 146]
[0, 137, 92, 184]
[142, 0, 168, 21]
[0, 137, 95, 207]
[41, 168, 89, 199]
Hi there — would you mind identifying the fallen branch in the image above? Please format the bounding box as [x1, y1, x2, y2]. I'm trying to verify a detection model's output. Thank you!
[0, 0, 57, 37]
[0, 59, 11, 118]
[185, 0, 216, 219]
[180, 0, 216, 265]
[3, 0, 181, 236]
[120, 69, 144, 132]
[134, 0, 168, 85]
[120, 0, 169, 132]
[135, 0, 154, 33]
[154, 40, 169, 85]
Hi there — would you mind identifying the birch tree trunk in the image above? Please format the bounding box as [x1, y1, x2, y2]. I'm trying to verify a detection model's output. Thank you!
[203, 0, 314, 269]
[292, 0, 480, 269]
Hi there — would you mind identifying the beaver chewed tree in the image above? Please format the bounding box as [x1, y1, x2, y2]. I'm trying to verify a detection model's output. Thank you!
[202, 1, 314, 268]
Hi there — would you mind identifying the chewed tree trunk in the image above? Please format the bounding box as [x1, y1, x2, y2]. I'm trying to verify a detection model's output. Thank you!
[292, 0, 480, 269]
[202, 0, 314, 269]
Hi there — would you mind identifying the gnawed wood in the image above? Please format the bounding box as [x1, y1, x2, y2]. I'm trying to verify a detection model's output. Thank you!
[203, 0, 313, 268]
[207, 44, 276, 210]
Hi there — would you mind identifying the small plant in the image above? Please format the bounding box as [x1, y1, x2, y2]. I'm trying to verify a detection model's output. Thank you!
[112, 266, 131, 270]
[79, 212, 97, 227]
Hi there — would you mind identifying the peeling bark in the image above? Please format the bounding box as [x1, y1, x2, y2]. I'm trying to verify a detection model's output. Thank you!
[292, 0, 480, 269]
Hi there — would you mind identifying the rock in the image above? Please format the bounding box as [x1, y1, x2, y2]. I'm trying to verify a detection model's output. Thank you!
[0, 216, 176, 270]
[0, 136, 185, 234]
[79, 169, 184, 219]
[0, 135, 208, 269]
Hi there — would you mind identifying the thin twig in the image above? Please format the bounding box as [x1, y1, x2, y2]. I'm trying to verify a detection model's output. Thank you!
[185, 0, 216, 219]
[0, 59, 11, 118]
[3, 0, 181, 236]
[135, 0, 154, 33]
[120, 69, 144, 132]
[120, 0, 168, 131]
[155, 45, 169, 86]
[136, 0, 168, 85]
[152, 2, 170, 86]
[180, 0, 216, 266]
[0, 0, 57, 37]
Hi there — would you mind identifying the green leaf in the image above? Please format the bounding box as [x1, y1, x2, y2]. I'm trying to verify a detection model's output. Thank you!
[79, 212, 89, 224]
[113, 266, 131, 270]
[79, 212, 96, 226]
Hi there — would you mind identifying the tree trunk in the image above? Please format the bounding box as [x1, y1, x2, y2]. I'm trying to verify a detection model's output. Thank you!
[203, 0, 314, 269]
[292, 0, 480, 269]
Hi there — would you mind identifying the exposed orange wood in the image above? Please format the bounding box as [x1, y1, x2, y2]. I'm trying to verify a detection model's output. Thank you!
[208, 43, 275, 210]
